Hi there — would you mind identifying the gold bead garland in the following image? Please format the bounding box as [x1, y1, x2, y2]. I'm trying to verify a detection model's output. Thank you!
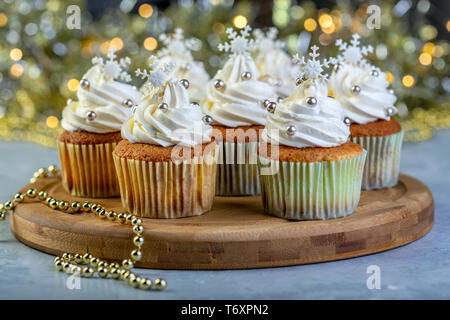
[0, 165, 167, 291]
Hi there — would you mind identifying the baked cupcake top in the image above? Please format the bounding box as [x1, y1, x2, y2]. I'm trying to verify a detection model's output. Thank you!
[61, 48, 141, 134]
[202, 26, 277, 127]
[329, 34, 397, 125]
[252, 28, 299, 98]
[122, 57, 212, 147]
[157, 28, 210, 103]
[263, 45, 349, 149]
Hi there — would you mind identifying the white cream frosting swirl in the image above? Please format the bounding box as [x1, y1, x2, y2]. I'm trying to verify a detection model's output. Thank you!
[329, 63, 397, 124]
[122, 81, 212, 147]
[263, 80, 350, 148]
[202, 53, 276, 127]
[255, 48, 298, 98]
[61, 65, 141, 133]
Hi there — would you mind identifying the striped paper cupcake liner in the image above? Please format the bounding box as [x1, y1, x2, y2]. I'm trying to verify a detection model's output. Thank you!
[215, 141, 260, 196]
[258, 150, 367, 221]
[113, 147, 217, 219]
[58, 141, 120, 198]
[351, 130, 403, 190]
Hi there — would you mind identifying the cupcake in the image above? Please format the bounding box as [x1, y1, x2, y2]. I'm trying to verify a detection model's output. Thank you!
[258, 45, 367, 220]
[59, 48, 141, 197]
[113, 57, 216, 218]
[158, 28, 210, 103]
[252, 27, 299, 98]
[202, 26, 277, 196]
[329, 34, 403, 190]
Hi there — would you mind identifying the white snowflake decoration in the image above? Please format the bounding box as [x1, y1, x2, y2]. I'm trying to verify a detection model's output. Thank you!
[158, 28, 198, 59]
[218, 26, 256, 56]
[135, 56, 175, 94]
[91, 47, 132, 82]
[293, 45, 336, 82]
[335, 34, 373, 67]
[253, 27, 284, 52]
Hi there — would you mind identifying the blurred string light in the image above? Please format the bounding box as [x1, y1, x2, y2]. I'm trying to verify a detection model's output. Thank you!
[9, 48, 23, 61]
[0, 13, 7, 27]
[417, 0, 431, 13]
[143, 37, 157, 51]
[46, 116, 59, 128]
[10, 63, 23, 78]
[232, 14, 247, 29]
[447, 20, 450, 32]
[138, 4, 154, 18]
[304, 18, 317, 32]
[419, 52, 432, 65]
[386, 72, 395, 84]
[273, 0, 290, 28]
[420, 25, 437, 40]
[290, 5, 304, 20]
[67, 79, 79, 91]
[110, 37, 124, 51]
[402, 75, 415, 87]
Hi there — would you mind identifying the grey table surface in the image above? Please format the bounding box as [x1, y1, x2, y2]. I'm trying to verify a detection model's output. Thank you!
[0, 130, 449, 300]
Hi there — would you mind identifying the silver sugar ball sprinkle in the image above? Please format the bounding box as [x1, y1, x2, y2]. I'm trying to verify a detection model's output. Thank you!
[295, 78, 304, 86]
[277, 96, 283, 103]
[180, 79, 189, 89]
[351, 85, 361, 95]
[266, 102, 277, 113]
[241, 71, 252, 81]
[158, 102, 168, 112]
[306, 97, 317, 106]
[122, 98, 134, 108]
[386, 107, 395, 116]
[262, 99, 270, 108]
[191, 102, 200, 107]
[286, 125, 297, 136]
[344, 117, 351, 126]
[214, 79, 225, 90]
[202, 115, 213, 125]
[86, 111, 97, 121]
[80, 78, 90, 90]
[370, 69, 379, 77]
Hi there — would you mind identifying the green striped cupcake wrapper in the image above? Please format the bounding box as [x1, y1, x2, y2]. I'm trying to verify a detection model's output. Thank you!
[258, 150, 367, 221]
[215, 141, 260, 196]
[351, 130, 403, 190]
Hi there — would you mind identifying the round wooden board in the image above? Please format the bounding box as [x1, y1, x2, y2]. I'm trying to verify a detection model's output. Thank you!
[10, 174, 433, 270]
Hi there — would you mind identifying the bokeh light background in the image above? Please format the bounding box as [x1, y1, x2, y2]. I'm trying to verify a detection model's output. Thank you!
[0, 0, 449, 147]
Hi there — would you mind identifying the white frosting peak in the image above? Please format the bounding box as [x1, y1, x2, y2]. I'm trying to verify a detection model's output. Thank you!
[263, 79, 350, 148]
[329, 64, 397, 124]
[202, 53, 276, 127]
[61, 65, 141, 133]
[122, 81, 212, 147]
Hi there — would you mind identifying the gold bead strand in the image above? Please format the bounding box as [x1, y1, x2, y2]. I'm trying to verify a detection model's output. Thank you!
[0, 164, 167, 291]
